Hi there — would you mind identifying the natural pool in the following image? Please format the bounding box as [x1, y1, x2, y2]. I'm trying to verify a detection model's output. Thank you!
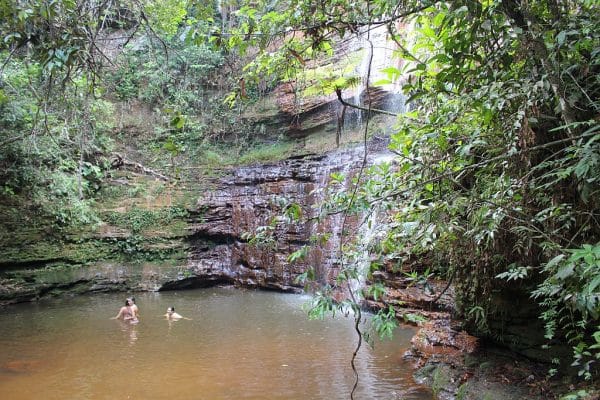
[0, 287, 432, 400]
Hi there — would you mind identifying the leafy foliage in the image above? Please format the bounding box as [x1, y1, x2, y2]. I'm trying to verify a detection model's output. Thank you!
[0, 53, 114, 228]
[533, 244, 600, 379]
[0, 1, 198, 228]
[222, 0, 600, 381]
[103, 205, 188, 234]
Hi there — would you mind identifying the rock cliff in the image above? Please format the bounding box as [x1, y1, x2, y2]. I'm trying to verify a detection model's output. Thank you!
[182, 148, 372, 291]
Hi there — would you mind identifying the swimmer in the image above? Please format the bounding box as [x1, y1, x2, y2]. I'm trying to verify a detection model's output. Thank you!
[127, 297, 139, 318]
[111, 299, 139, 324]
[164, 307, 191, 320]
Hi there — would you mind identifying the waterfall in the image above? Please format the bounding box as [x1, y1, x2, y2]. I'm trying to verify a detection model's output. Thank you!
[299, 148, 396, 303]
[306, 148, 364, 284]
[344, 156, 395, 301]
[188, 22, 419, 293]
[348, 208, 379, 297]
[353, 39, 372, 125]
[349, 24, 409, 119]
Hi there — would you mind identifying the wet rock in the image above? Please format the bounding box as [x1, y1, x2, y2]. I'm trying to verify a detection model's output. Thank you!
[0, 262, 190, 305]
[408, 321, 565, 400]
[413, 349, 560, 400]
[268, 83, 396, 138]
[186, 148, 382, 292]
[409, 319, 479, 361]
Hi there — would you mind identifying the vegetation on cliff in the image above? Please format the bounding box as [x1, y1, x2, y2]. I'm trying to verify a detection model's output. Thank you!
[1, 0, 599, 394]
[212, 0, 600, 385]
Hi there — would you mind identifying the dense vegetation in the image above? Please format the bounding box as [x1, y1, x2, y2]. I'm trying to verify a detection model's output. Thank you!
[211, 0, 600, 386]
[1, 0, 599, 394]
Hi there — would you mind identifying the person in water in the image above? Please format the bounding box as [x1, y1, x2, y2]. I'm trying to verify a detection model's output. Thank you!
[164, 307, 190, 320]
[128, 297, 139, 318]
[111, 299, 139, 323]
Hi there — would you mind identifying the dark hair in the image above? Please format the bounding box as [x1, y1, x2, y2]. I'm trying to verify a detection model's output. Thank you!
[130, 297, 135, 303]
[171, 307, 175, 312]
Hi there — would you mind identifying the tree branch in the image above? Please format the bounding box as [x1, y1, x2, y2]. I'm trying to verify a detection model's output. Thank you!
[111, 153, 171, 181]
[334, 88, 398, 116]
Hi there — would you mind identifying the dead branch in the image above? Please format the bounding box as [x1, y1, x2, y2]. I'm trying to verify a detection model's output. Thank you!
[111, 153, 170, 181]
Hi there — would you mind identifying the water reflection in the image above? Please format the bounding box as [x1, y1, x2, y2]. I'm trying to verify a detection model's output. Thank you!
[116, 321, 139, 346]
[0, 288, 432, 400]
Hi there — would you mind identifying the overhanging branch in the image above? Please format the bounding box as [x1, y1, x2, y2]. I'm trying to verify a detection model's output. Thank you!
[334, 88, 398, 117]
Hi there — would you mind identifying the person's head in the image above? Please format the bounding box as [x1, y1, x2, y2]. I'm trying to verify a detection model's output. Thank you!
[166, 307, 174, 314]
[125, 299, 131, 306]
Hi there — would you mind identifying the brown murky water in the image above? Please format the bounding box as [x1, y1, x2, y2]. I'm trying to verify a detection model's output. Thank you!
[0, 288, 432, 400]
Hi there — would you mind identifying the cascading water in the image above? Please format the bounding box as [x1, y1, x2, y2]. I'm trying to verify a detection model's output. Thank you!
[342, 155, 396, 302]
[350, 24, 408, 117]
[186, 23, 416, 295]
[323, 24, 413, 296]
[305, 148, 365, 284]
[353, 39, 372, 126]
[347, 208, 380, 297]
[188, 145, 395, 293]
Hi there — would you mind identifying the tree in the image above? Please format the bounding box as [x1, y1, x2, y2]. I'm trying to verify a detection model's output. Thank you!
[0, 0, 192, 227]
[218, 0, 600, 382]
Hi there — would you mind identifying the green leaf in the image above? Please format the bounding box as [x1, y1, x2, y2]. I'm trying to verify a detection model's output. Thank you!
[170, 115, 185, 129]
[284, 203, 303, 220]
[555, 264, 575, 280]
[588, 275, 600, 293]
[381, 66, 401, 81]
[287, 246, 308, 263]
[373, 79, 392, 86]
[546, 254, 566, 270]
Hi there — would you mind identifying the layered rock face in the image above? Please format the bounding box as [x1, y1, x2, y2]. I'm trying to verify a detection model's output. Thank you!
[0, 145, 392, 302]
[271, 84, 402, 138]
[183, 148, 372, 292]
